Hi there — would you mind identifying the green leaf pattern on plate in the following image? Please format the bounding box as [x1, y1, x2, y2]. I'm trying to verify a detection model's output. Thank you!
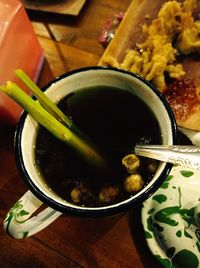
[176, 230, 182, 237]
[160, 175, 174, 189]
[153, 194, 167, 204]
[180, 170, 194, 178]
[142, 167, 200, 268]
[144, 231, 152, 239]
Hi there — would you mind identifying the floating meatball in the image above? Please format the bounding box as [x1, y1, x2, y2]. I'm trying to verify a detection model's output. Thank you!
[99, 185, 120, 204]
[147, 159, 158, 174]
[124, 174, 144, 193]
[70, 182, 87, 203]
[122, 154, 140, 173]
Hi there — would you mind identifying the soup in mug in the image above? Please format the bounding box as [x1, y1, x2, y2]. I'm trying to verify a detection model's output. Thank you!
[35, 86, 161, 207]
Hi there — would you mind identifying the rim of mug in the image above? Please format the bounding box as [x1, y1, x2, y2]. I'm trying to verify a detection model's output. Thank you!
[14, 66, 177, 217]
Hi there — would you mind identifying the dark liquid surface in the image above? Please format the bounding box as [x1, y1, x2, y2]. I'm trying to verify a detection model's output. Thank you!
[35, 86, 161, 206]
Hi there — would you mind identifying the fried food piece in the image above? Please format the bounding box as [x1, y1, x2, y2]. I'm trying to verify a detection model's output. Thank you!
[176, 15, 200, 54]
[102, 0, 199, 92]
[120, 1, 186, 91]
[121, 50, 143, 71]
[182, 0, 197, 12]
[101, 55, 120, 68]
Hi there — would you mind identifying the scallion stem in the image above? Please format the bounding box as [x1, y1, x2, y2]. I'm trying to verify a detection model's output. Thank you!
[15, 69, 92, 144]
[15, 69, 72, 127]
[0, 82, 107, 169]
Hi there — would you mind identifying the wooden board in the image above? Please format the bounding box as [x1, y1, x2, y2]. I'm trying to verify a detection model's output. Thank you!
[99, 0, 200, 131]
[99, 0, 168, 65]
[20, 0, 86, 16]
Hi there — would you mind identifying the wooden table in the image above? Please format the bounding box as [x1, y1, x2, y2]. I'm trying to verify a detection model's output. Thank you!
[0, 1, 162, 267]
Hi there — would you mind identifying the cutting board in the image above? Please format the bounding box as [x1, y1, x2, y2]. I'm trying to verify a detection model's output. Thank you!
[99, 0, 200, 131]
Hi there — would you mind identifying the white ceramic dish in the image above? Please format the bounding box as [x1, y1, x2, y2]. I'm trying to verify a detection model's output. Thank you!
[142, 165, 200, 268]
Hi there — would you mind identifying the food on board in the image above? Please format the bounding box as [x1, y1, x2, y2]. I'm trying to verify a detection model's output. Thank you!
[101, 0, 200, 130]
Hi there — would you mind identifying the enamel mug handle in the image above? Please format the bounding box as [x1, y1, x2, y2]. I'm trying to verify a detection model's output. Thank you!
[3, 190, 62, 239]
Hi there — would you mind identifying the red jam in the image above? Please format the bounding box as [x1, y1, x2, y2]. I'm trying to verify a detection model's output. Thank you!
[164, 79, 200, 121]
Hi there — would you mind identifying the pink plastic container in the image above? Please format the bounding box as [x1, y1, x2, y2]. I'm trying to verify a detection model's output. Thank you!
[0, 0, 44, 125]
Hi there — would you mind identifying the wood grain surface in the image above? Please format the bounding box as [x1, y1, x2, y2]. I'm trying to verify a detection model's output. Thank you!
[0, 1, 162, 267]
[21, 0, 87, 16]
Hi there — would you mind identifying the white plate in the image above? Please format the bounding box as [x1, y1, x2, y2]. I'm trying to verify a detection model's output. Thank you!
[141, 165, 200, 268]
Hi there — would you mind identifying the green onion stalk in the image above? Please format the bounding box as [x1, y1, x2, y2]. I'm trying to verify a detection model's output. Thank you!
[15, 70, 99, 149]
[15, 70, 72, 127]
[0, 73, 108, 170]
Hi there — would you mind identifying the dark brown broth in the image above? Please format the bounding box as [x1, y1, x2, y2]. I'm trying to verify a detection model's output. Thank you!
[35, 86, 161, 207]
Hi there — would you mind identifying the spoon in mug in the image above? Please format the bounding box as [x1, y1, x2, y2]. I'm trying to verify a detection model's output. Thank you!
[135, 144, 200, 170]
[134, 127, 200, 170]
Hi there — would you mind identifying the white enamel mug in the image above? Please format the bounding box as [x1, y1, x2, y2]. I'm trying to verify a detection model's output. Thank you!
[4, 67, 177, 239]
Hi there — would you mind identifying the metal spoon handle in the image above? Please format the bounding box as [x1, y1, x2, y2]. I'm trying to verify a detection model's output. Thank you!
[135, 145, 200, 170]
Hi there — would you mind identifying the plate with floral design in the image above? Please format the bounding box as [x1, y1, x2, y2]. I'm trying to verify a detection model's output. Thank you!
[141, 166, 200, 268]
